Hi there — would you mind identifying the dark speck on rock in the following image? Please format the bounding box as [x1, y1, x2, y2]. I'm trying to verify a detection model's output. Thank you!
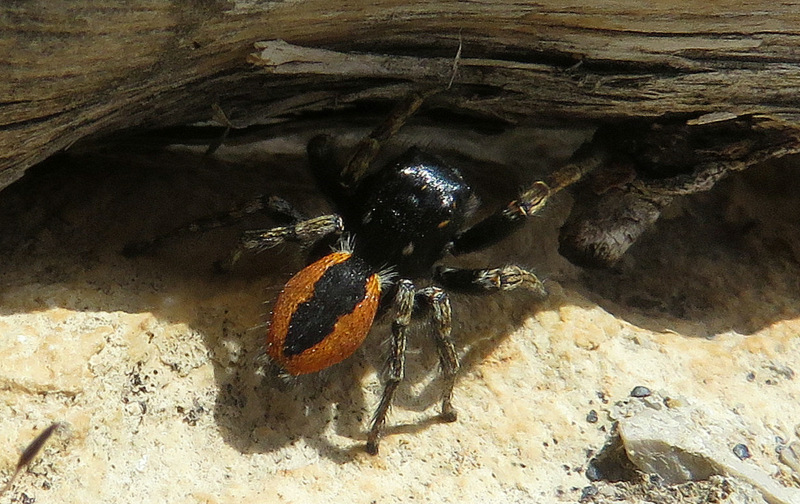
[579, 485, 598, 501]
[733, 443, 751, 460]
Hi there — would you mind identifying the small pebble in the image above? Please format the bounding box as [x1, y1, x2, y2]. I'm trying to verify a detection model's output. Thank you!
[579, 485, 598, 501]
[586, 409, 598, 423]
[630, 386, 651, 398]
[733, 443, 751, 460]
[585, 462, 602, 481]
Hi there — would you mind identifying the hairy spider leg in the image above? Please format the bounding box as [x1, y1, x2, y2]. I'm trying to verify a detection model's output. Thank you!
[450, 141, 609, 256]
[416, 286, 459, 423]
[366, 283, 460, 454]
[433, 264, 547, 298]
[217, 214, 344, 271]
[123, 194, 306, 256]
[306, 87, 443, 209]
[341, 87, 443, 189]
[366, 279, 414, 454]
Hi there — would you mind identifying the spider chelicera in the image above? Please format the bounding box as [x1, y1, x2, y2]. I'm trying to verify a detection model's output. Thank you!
[125, 89, 597, 454]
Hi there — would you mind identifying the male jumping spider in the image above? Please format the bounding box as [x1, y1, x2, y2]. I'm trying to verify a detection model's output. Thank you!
[126, 89, 597, 454]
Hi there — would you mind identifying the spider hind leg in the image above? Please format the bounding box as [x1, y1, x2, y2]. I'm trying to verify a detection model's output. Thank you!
[366, 280, 459, 454]
[122, 194, 305, 256]
[416, 286, 458, 422]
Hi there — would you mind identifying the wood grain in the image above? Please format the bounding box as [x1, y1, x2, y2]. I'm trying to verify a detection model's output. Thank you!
[3, 1, 800, 188]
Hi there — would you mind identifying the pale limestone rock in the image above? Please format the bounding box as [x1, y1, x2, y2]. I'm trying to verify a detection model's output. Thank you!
[618, 396, 800, 504]
[0, 129, 798, 503]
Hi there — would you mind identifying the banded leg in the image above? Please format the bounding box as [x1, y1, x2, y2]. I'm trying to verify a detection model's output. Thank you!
[434, 265, 547, 298]
[367, 279, 415, 455]
[416, 287, 459, 422]
[341, 87, 442, 189]
[217, 214, 344, 271]
[451, 142, 609, 256]
[123, 194, 305, 256]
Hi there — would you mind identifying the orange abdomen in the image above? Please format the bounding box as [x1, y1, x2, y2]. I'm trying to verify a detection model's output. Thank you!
[267, 252, 382, 375]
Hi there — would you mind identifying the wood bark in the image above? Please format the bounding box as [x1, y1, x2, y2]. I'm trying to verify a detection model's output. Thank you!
[3, 1, 800, 190]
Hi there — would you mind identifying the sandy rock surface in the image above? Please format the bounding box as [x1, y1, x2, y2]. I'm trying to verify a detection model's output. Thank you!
[0, 127, 798, 503]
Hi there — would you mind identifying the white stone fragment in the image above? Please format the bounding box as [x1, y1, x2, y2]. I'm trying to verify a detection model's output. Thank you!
[619, 405, 800, 504]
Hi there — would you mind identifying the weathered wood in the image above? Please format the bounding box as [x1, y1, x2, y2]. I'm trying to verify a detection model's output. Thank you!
[3, 1, 800, 189]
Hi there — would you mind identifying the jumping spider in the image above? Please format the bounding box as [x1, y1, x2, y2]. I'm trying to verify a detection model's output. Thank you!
[125, 89, 597, 454]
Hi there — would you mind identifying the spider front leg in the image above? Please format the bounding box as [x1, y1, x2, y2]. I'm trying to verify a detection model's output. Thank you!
[434, 265, 547, 298]
[308, 88, 443, 205]
[450, 142, 608, 256]
[341, 88, 441, 189]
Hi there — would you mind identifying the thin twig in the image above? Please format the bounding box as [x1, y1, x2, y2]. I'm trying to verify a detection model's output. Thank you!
[0, 423, 63, 498]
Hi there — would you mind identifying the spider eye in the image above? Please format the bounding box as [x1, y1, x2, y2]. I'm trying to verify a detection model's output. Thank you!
[267, 252, 381, 375]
